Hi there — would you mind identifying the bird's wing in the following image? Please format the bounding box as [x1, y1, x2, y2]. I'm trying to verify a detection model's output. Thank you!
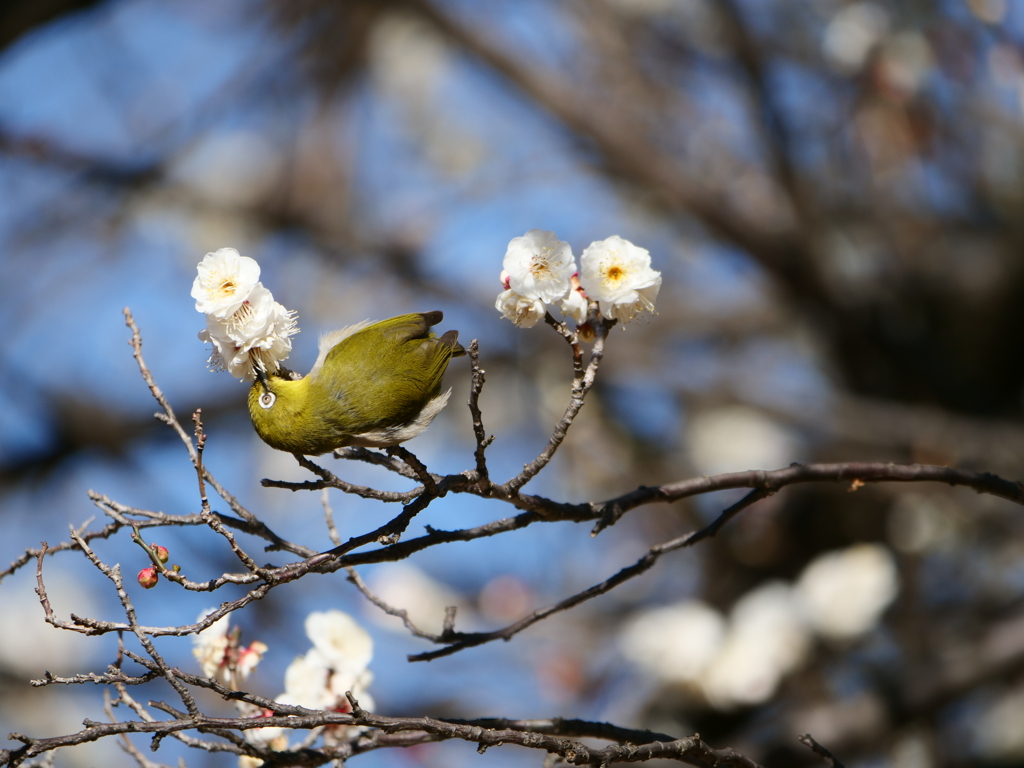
[308, 320, 373, 378]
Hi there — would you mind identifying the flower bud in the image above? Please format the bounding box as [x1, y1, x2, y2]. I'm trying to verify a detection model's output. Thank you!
[138, 566, 159, 589]
[150, 543, 169, 564]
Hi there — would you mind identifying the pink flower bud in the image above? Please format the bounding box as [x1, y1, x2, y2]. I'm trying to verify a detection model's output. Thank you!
[150, 543, 170, 564]
[138, 566, 159, 589]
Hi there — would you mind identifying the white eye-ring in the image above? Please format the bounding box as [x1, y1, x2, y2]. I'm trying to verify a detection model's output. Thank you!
[259, 391, 276, 409]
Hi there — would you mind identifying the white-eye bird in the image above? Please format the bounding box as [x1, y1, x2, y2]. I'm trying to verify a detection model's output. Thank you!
[248, 311, 464, 455]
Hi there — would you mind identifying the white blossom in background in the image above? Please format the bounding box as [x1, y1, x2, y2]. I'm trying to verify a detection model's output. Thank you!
[795, 544, 898, 641]
[578, 235, 661, 322]
[194, 249, 299, 380]
[976, 687, 1024, 760]
[822, 2, 889, 73]
[700, 582, 811, 709]
[240, 713, 288, 766]
[366, 562, 474, 635]
[192, 610, 267, 690]
[619, 601, 725, 684]
[686, 406, 798, 476]
[503, 229, 575, 303]
[277, 610, 375, 721]
[193, 613, 232, 680]
[278, 649, 335, 710]
[306, 610, 374, 685]
[192, 248, 262, 318]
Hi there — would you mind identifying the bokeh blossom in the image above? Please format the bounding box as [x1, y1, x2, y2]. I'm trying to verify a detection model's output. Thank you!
[192, 610, 267, 690]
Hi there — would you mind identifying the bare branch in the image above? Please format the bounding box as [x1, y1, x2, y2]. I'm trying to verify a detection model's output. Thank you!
[346, 566, 444, 642]
[409, 488, 768, 661]
[466, 339, 493, 487]
[798, 734, 846, 768]
[504, 314, 606, 494]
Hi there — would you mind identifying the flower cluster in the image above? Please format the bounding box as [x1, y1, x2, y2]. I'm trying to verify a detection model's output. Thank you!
[619, 543, 898, 709]
[192, 610, 268, 691]
[192, 248, 299, 381]
[496, 230, 662, 330]
[191, 609, 375, 766]
[241, 610, 375, 764]
[276, 610, 375, 717]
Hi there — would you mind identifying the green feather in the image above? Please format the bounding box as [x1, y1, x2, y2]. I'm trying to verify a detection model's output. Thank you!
[248, 312, 464, 455]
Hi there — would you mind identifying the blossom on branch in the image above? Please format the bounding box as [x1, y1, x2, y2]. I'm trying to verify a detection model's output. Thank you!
[579, 235, 661, 321]
[558, 273, 589, 323]
[495, 230, 660, 330]
[191, 247, 262, 318]
[275, 610, 375, 746]
[192, 610, 267, 689]
[193, 249, 299, 380]
[503, 229, 575, 303]
[495, 288, 546, 328]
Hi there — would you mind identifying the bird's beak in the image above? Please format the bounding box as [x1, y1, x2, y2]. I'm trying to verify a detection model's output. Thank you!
[255, 365, 271, 394]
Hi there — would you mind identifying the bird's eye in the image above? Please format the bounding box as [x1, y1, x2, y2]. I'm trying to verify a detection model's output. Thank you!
[259, 392, 276, 409]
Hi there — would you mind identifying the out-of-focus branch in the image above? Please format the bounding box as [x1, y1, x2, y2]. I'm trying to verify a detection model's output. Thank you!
[717, 0, 807, 220]
[406, 0, 824, 301]
[0, 0, 111, 58]
[799, 734, 846, 768]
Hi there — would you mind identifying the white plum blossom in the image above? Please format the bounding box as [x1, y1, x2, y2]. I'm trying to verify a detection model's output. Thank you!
[201, 285, 298, 380]
[240, 713, 288, 761]
[795, 543, 898, 641]
[278, 648, 335, 710]
[277, 611, 375, 711]
[192, 610, 267, 690]
[193, 612, 232, 680]
[559, 273, 589, 323]
[619, 601, 725, 684]
[503, 229, 575, 303]
[579, 235, 661, 321]
[496, 288, 546, 328]
[700, 582, 811, 709]
[496, 231, 660, 331]
[192, 247, 262, 318]
[194, 251, 299, 381]
[274, 611, 375, 747]
[305, 610, 374, 684]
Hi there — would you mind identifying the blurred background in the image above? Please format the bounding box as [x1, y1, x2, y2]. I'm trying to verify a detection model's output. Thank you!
[3, 0, 1024, 766]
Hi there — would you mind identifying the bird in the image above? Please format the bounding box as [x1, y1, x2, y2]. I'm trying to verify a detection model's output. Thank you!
[248, 311, 464, 455]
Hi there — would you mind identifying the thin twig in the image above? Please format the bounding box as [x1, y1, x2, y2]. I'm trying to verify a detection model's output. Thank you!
[504, 315, 609, 494]
[346, 566, 444, 642]
[798, 734, 846, 768]
[409, 489, 767, 661]
[322, 488, 341, 546]
[466, 339, 493, 487]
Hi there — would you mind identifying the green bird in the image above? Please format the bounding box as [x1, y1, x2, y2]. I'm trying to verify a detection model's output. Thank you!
[248, 311, 465, 455]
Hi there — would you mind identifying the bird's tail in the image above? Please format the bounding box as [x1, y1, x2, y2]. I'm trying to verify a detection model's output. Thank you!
[439, 330, 466, 357]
